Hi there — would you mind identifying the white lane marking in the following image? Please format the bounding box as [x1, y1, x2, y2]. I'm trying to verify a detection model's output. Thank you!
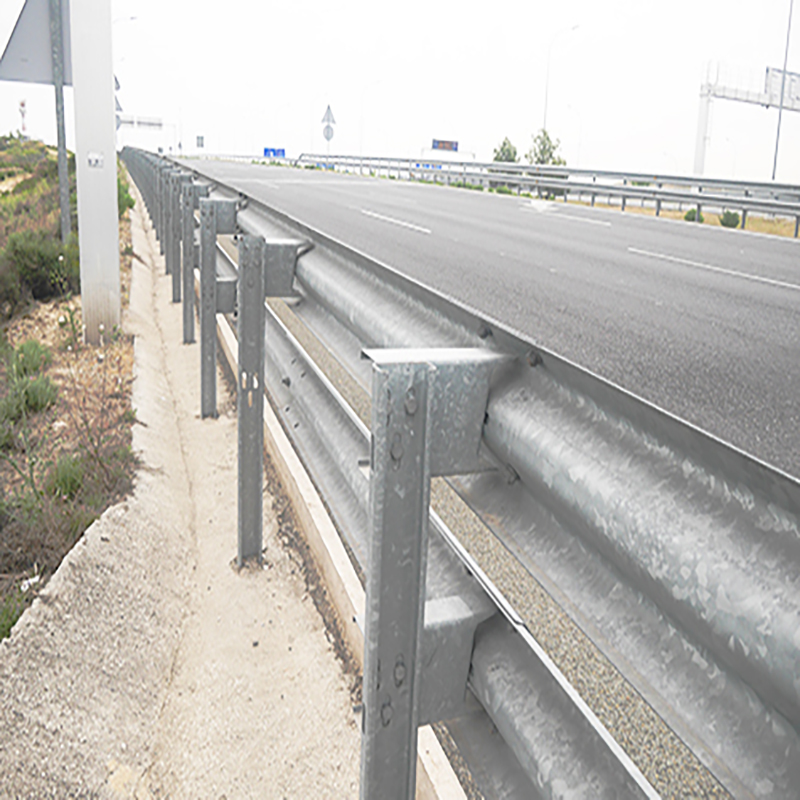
[628, 247, 800, 292]
[361, 208, 431, 234]
[519, 206, 611, 226]
[553, 213, 611, 227]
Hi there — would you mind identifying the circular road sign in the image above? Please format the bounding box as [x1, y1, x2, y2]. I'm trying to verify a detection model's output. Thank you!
[323, 124, 334, 141]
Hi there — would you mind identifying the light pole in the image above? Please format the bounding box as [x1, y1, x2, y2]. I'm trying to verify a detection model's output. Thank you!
[772, 0, 794, 180]
[543, 24, 579, 132]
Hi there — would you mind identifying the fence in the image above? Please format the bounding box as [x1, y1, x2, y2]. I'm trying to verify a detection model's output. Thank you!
[121, 146, 800, 800]
[287, 152, 800, 235]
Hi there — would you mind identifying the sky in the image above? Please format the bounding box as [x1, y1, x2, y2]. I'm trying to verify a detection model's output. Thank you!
[0, 0, 799, 182]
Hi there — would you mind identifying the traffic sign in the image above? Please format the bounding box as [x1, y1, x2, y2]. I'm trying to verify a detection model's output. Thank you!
[323, 125, 334, 142]
[322, 105, 336, 124]
[264, 148, 286, 158]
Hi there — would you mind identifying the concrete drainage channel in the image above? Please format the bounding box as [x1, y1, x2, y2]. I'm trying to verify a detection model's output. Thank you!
[122, 147, 800, 800]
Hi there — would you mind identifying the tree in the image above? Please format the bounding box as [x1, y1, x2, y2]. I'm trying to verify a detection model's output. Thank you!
[493, 137, 519, 163]
[526, 129, 566, 166]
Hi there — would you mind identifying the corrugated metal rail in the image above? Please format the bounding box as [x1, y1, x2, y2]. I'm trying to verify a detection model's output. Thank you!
[122, 147, 800, 800]
[289, 152, 800, 234]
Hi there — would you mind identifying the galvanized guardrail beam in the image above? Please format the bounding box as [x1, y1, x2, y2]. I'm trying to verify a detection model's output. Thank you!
[121, 147, 800, 800]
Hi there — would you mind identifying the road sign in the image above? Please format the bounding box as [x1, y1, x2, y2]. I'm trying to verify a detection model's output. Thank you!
[197, 135, 204, 148]
[0, 0, 73, 84]
[323, 125, 334, 142]
[322, 105, 336, 124]
[263, 148, 285, 158]
[432, 139, 458, 152]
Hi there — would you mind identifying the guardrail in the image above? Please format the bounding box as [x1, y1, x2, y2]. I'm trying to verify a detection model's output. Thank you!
[121, 146, 800, 800]
[288, 152, 800, 235]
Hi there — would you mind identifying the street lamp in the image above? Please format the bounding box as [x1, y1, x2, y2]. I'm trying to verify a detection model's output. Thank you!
[543, 24, 579, 132]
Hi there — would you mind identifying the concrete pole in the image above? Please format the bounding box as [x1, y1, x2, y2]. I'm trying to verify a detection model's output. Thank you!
[69, 0, 120, 344]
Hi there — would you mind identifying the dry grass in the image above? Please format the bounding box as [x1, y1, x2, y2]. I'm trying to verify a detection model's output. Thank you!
[569, 198, 797, 237]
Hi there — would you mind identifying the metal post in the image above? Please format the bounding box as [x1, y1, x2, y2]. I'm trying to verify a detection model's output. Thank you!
[199, 198, 237, 418]
[48, 0, 70, 244]
[621, 179, 627, 211]
[163, 170, 175, 273]
[181, 182, 208, 343]
[656, 183, 662, 217]
[795, 215, 799, 238]
[237, 235, 266, 566]
[199, 200, 218, 418]
[172, 172, 191, 302]
[157, 165, 166, 253]
[772, 0, 794, 181]
[361, 359, 433, 800]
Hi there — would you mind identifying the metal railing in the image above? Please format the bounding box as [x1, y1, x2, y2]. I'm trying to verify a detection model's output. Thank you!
[121, 146, 800, 800]
[286, 152, 800, 235]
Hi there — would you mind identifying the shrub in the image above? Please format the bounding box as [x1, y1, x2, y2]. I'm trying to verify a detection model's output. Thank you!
[0, 230, 79, 307]
[720, 209, 740, 228]
[14, 339, 51, 376]
[24, 375, 57, 412]
[117, 174, 135, 219]
[0, 421, 13, 450]
[0, 588, 26, 640]
[495, 185, 514, 195]
[684, 208, 704, 223]
[46, 453, 84, 500]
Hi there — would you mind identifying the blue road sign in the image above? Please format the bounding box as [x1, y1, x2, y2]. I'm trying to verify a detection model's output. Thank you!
[264, 148, 286, 158]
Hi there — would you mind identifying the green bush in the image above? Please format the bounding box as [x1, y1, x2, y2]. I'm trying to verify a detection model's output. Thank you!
[0, 231, 79, 306]
[684, 208, 704, 223]
[24, 375, 57, 412]
[720, 209, 740, 228]
[0, 588, 26, 640]
[46, 453, 84, 500]
[0, 421, 13, 450]
[13, 339, 51, 376]
[117, 174, 135, 219]
[0, 384, 25, 423]
[495, 185, 514, 195]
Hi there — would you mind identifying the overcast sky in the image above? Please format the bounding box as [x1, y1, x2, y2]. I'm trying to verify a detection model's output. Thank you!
[1, 0, 798, 181]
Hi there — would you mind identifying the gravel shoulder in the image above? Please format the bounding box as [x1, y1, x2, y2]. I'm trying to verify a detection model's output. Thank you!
[0, 185, 360, 798]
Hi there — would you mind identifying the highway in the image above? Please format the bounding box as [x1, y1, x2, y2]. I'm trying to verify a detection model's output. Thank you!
[183, 159, 800, 478]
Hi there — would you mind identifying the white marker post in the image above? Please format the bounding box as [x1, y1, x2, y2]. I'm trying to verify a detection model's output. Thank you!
[69, 0, 119, 344]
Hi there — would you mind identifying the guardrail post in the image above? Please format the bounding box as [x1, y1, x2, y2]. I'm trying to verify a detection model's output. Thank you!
[163, 169, 176, 271]
[360, 348, 502, 800]
[621, 178, 627, 211]
[655, 183, 662, 216]
[171, 172, 191, 302]
[237, 235, 266, 566]
[181, 182, 210, 344]
[360, 358, 433, 800]
[236, 234, 311, 565]
[199, 198, 238, 419]
[696, 186, 702, 223]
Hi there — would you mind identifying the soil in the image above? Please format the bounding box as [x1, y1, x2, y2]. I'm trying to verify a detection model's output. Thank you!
[0, 212, 135, 629]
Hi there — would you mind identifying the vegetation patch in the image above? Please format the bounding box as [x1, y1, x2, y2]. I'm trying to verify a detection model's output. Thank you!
[0, 142, 137, 640]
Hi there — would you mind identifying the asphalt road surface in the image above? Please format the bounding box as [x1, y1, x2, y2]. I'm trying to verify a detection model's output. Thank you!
[183, 159, 800, 479]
